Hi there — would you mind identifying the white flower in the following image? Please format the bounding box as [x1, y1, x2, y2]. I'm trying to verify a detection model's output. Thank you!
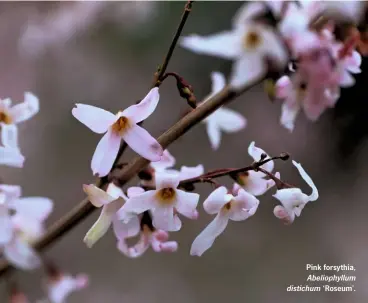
[83, 183, 128, 248]
[72, 87, 163, 177]
[121, 172, 199, 232]
[0, 93, 39, 148]
[46, 272, 89, 303]
[234, 141, 277, 196]
[191, 186, 259, 256]
[180, 5, 287, 89]
[150, 149, 176, 172]
[273, 160, 318, 224]
[201, 72, 246, 150]
[0, 146, 25, 168]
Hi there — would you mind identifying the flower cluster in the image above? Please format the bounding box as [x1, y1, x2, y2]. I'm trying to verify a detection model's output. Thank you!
[81, 141, 318, 257]
[180, 1, 365, 132]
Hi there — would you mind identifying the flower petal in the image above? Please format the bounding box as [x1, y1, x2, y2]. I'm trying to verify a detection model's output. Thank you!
[273, 205, 295, 225]
[0, 184, 21, 202]
[280, 101, 300, 132]
[91, 130, 121, 177]
[0, 146, 25, 168]
[203, 186, 229, 214]
[229, 189, 259, 221]
[121, 88, 160, 123]
[339, 70, 355, 87]
[232, 2, 266, 27]
[248, 141, 274, 172]
[127, 186, 145, 198]
[48, 275, 84, 303]
[190, 213, 229, 256]
[12, 214, 45, 240]
[106, 183, 126, 199]
[155, 172, 180, 190]
[72, 104, 116, 134]
[292, 160, 319, 201]
[214, 107, 247, 132]
[151, 149, 176, 171]
[229, 53, 266, 90]
[175, 190, 199, 218]
[205, 120, 221, 150]
[179, 165, 204, 180]
[9, 92, 39, 124]
[273, 188, 308, 214]
[11, 197, 53, 221]
[152, 207, 180, 232]
[275, 75, 292, 99]
[0, 208, 13, 245]
[117, 233, 150, 258]
[121, 190, 156, 215]
[122, 124, 163, 162]
[210, 71, 226, 95]
[1, 124, 18, 148]
[112, 215, 140, 240]
[83, 184, 117, 207]
[4, 237, 41, 270]
[240, 171, 275, 196]
[180, 32, 242, 60]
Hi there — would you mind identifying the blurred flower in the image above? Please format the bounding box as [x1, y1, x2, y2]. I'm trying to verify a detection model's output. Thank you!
[191, 185, 259, 256]
[2, 193, 53, 270]
[72, 87, 163, 177]
[9, 285, 30, 303]
[201, 72, 247, 150]
[273, 160, 318, 225]
[0, 93, 39, 148]
[83, 183, 128, 248]
[234, 141, 277, 196]
[180, 4, 287, 89]
[0, 146, 25, 168]
[121, 172, 199, 232]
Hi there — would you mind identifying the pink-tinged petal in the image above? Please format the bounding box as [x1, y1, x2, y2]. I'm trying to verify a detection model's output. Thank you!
[210, 72, 226, 94]
[241, 171, 275, 196]
[179, 165, 204, 180]
[12, 215, 44, 240]
[275, 76, 292, 99]
[121, 190, 156, 215]
[72, 103, 116, 134]
[190, 213, 229, 256]
[1, 124, 18, 148]
[203, 186, 229, 214]
[48, 275, 86, 303]
[0, 147, 25, 168]
[345, 50, 361, 73]
[117, 233, 150, 258]
[302, 85, 328, 121]
[121, 88, 160, 123]
[151, 149, 176, 171]
[229, 189, 259, 221]
[0, 209, 13, 245]
[280, 101, 300, 132]
[215, 107, 247, 132]
[75, 274, 89, 289]
[9, 92, 39, 124]
[232, 2, 266, 27]
[273, 205, 295, 225]
[11, 197, 53, 221]
[292, 160, 319, 201]
[229, 53, 266, 90]
[273, 188, 309, 215]
[84, 198, 124, 248]
[91, 130, 121, 177]
[0, 98, 11, 109]
[112, 215, 140, 240]
[122, 124, 163, 162]
[127, 186, 145, 198]
[259, 26, 288, 67]
[152, 207, 181, 232]
[155, 172, 180, 190]
[0, 184, 21, 202]
[339, 70, 355, 87]
[180, 32, 242, 60]
[205, 120, 221, 150]
[106, 182, 126, 199]
[83, 184, 116, 207]
[175, 190, 199, 218]
[248, 141, 274, 172]
[158, 241, 178, 253]
[4, 237, 41, 270]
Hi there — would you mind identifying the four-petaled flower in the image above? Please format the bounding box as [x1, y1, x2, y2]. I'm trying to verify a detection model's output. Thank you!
[234, 141, 277, 196]
[121, 172, 199, 231]
[191, 185, 259, 256]
[201, 72, 247, 150]
[273, 160, 318, 225]
[72, 87, 163, 177]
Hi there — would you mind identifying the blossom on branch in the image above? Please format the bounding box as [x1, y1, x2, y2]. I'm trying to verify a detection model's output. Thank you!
[121, 172, 199, 232]
[72, 87, 163, 177]
[191, 185, 259, 256]
[273, 160, 318, 225]
[201, 72, 247, 150]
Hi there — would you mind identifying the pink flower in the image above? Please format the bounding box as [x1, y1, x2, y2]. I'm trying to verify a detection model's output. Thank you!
[273, 160, 318, 225]
[0, 93, 39, 148]
[180, 5, 287, 90]
[72, 88, 163, 177]
[201, 72, 247, 150]
[83, 183, 128, 248]
[121, 172, 199, 231]
[45, 272, 88, 303]
[0, 146, 25, 168]
[234, 142, 277, 196]
[191, 186, 259, 256]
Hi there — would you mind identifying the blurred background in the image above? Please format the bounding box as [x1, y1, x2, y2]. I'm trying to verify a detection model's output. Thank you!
[0, 1, 367, 302]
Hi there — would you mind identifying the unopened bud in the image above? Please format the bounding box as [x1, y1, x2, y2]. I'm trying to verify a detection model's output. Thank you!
[260, 153, 267, 160]
[279, 152, 290, 161]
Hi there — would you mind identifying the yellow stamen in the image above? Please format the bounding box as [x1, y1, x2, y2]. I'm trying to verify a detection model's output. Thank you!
[156, 187, 176, 205]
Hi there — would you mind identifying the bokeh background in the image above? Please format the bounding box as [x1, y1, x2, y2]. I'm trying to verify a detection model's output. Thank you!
[0, 1, 367, 302]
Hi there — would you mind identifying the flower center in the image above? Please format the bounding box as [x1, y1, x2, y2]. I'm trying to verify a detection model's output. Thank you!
[223, 201, 232, 211]
[243, 30, 261, 50]
[156, 187, 176, 205]
[112, 116, 130, 135]
[0, 111, 12, 124]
